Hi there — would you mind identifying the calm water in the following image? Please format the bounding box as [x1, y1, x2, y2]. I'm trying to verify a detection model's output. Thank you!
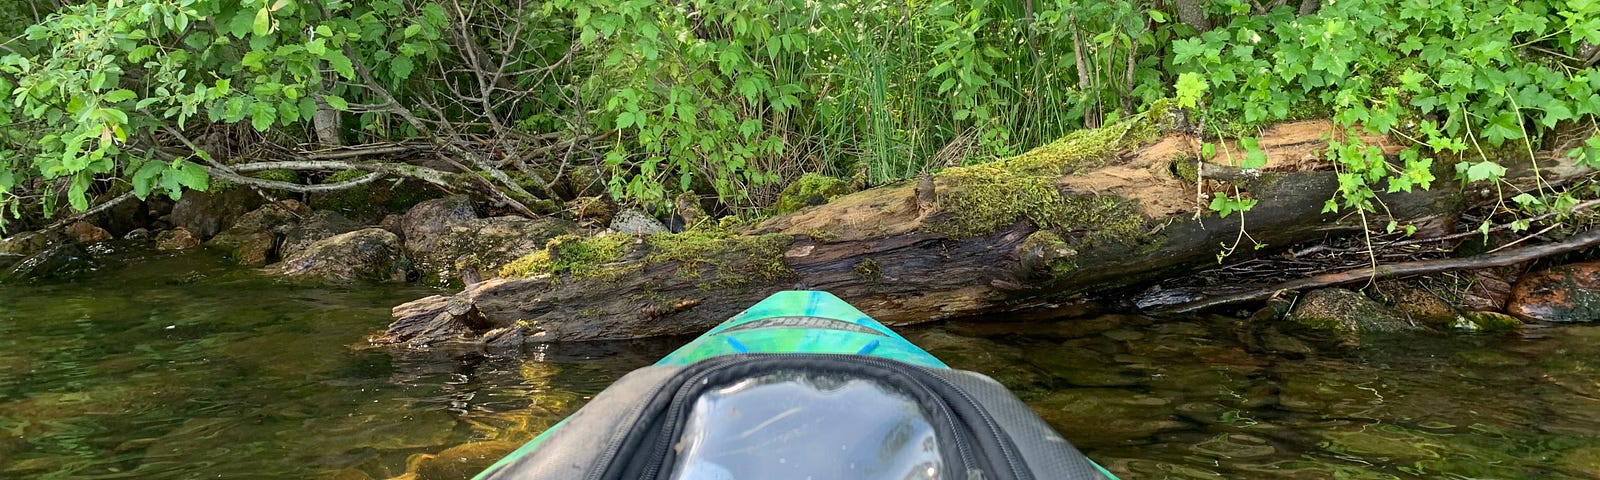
[1, 246, 1598, 479]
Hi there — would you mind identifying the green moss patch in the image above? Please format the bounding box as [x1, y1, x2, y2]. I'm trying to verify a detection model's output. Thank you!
[774, 173, 852, 215]
[500, 228, 795, 289]
[928, 104, 1170, 240]
[645, 230, 795, 287]
[499, 234, 633, 279]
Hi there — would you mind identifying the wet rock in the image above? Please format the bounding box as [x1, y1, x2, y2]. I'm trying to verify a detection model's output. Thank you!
[169, 188, 267, 238]
[1370, 280, 1457, 327]
[123, 228, 151, 241]
[1459, 266, 1522, 311]
[206, 228, 277, 267]
[0, 243, 96, 283]
[609, 208, 667, 234]
[270, 228, 408, 283]
[1507, 261, 1600, 322]
[0, 231, 57, 256]
[64, 221, 112, 244]
[204, 201, 312, 266]
[1450, 311, 1522, 332]
[1286, 288, 1418, 335]
[281, 211, 362, 259]
[402, 195, 478, 259]
[155, 227, 202, 250]
[416, 216, 577, 283]
[229, 200, 310, 232]
[380, 213, 406, 240]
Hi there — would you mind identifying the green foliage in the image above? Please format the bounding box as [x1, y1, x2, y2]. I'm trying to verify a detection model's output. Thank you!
[1172, 0, 1600, 221]
[565, 0, 1168, 210]
[0, 0, 467, 227]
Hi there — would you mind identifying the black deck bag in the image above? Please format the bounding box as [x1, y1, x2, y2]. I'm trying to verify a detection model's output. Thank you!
[479, 354, 1108, 480]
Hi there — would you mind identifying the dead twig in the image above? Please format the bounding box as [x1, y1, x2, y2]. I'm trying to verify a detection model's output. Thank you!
[1160, 227, 1600, 314]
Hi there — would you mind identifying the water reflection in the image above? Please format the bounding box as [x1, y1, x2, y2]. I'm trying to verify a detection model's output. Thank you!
[2, 249, 1598, 479]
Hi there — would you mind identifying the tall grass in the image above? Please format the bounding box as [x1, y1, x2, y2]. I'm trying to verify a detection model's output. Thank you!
[785, 0, 1162, 187]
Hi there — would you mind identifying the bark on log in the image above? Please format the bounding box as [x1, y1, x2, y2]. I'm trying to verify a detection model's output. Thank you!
[377, 107, 1595, 349]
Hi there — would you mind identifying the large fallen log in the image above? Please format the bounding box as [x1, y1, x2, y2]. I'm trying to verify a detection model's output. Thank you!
[377, 104, 1594, 349]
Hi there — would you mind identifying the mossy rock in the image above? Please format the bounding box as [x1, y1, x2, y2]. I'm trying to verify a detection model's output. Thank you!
[1370, 280, 1458, 327]
[1451, 311, 1522, 332]
[309, 170, 443, 222]
[774, 173, 852, 215]
[1286, 288, 1419, 336]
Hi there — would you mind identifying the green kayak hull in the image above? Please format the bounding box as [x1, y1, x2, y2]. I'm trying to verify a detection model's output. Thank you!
[475, 290, 1117, 479]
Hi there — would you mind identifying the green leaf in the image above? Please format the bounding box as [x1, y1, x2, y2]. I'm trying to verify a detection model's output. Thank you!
[1175, 72, 1208, 109]
[250, 102, 278, 131]
[171, 160, 210, 191]
[323, 94, 348, 111]
[1147, 9, 1168, 23]
[404, 24, 422, 38]
[103, 89, 137, 103]
[1460, 160, 1507, 183]
[323, 51, 356, 80]
[1240, 137, 1268, 169]
[390, 55, 415, 80]
[252, 7, 272, 37]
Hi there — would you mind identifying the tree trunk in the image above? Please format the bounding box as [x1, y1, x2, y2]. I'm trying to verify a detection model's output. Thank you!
[377, 107, 1594, 349]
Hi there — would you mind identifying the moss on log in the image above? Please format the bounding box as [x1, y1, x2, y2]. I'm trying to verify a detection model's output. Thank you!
[378, 107, 1594, 349]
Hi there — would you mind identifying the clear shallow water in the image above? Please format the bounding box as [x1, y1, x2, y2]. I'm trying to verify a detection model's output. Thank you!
[1, 247, 1598, 479]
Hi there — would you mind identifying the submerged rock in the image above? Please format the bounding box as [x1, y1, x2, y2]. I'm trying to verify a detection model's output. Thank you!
[1286, 288, 1418, 335]
[609, 208, 667, 234]
[155, 227, 202, 250]
[0, 243, 96, 283]
[270, 228, 408, 283]
[402, 441, 519, 480]
[1507, 261, 1600, 322]
[64, 221, 112, 245]
[1028, 388, 1186, 447]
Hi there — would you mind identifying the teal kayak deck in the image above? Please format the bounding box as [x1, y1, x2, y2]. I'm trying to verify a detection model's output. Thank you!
[655, 290, 947, 367]
[476, 290, 1118, 479]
